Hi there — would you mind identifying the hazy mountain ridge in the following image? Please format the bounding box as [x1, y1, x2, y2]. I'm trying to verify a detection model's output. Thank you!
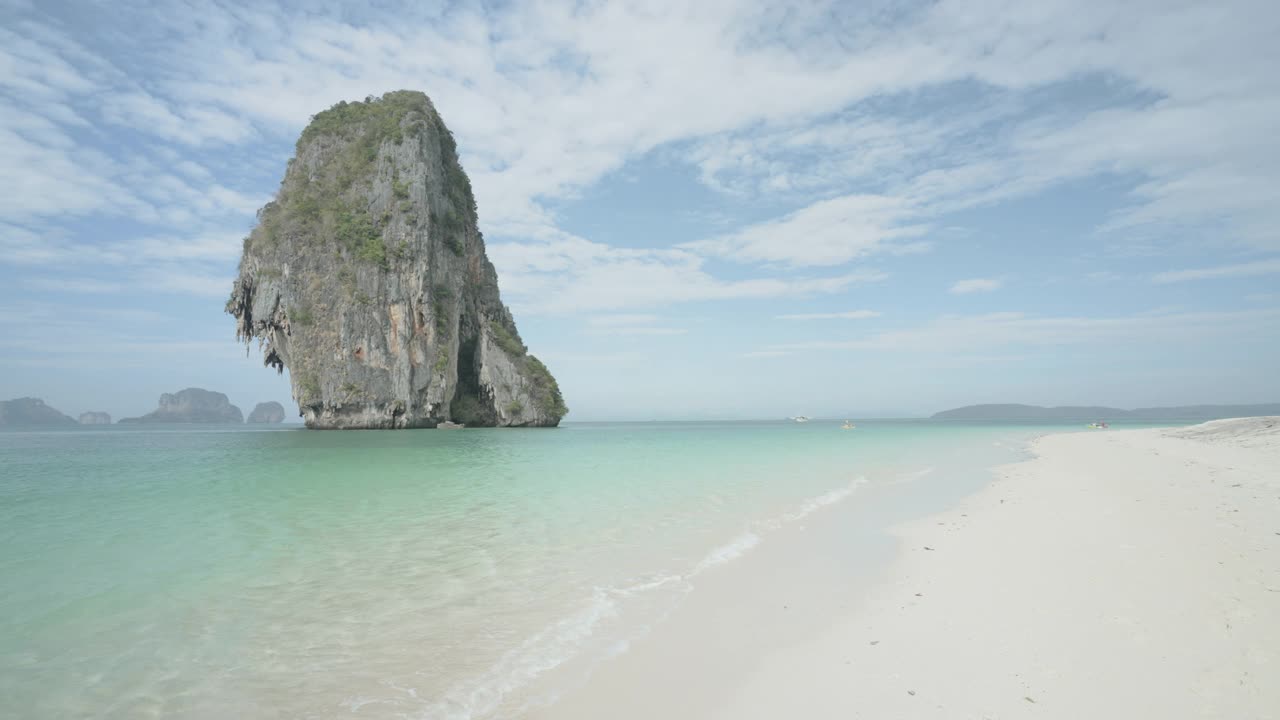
[119, 388, 244, 424]
[0, 398, 77, 426]
[932, 403, 1280, 421]
[247, 401, 287, 423]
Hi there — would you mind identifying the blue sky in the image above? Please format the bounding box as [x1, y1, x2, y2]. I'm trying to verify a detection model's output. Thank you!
[2, 0, 1278, 421]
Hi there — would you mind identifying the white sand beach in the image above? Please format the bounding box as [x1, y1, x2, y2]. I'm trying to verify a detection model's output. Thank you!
[718, 417, 1280, 719]
[539, 418, 1280, 719]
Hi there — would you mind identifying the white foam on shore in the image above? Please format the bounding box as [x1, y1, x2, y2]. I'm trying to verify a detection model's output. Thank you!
[762, 476, 868, 530]
[415, 475, 875, 720]
[420, 588, 622, 720]
[883, 466, 935, 485]
[693, 532, 761, 574]
[614, 573, 687, 596]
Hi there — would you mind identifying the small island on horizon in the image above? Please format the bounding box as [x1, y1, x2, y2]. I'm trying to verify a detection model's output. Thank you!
[0, 391, 292, 427]
[931, 402, 1280, 421]
[7, 394, 1280, 428]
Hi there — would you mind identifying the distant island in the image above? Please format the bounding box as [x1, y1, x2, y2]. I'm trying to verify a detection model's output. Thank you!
[247, 402, 287, 424]
[932, 403, 1280, 421]
[119, 388, 244, 424]
[78, 411, 111, 425]
[0, 398, 77, 427]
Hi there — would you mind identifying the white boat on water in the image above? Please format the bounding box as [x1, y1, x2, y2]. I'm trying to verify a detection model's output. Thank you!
[791, 416, 810, 423]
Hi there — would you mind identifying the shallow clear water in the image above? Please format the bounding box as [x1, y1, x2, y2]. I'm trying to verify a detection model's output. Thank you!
[0, 420, 1133, 718]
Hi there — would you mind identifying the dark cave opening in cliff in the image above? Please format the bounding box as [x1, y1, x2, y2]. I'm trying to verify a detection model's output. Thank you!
[449, 334, 497, 427]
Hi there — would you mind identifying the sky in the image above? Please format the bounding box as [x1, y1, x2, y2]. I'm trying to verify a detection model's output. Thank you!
[2, 0, 1279, 421]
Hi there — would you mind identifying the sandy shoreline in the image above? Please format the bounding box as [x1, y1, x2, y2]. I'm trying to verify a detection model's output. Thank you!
[537, 418, 1280, 719]
[715, 417, 1280, 719]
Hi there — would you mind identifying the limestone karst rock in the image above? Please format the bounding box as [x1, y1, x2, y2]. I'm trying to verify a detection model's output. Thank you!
[78, 411, 112, 425]
[247, 401, 287, 423]
[227, 91, 566, 429]
[0, 398, 77, 426]
[119, 388, 244, 424]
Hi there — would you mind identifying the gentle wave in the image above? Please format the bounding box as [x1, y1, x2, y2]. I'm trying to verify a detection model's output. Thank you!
[414, 475, 869, 720]
[885, 465, 936, 485]
[761, 476, 868, 530]
[420, 587, 621, 720]
[692, 531, 761, 574]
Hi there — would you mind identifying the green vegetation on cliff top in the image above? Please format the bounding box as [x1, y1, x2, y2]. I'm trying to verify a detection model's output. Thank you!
[247, 90, 475, 266]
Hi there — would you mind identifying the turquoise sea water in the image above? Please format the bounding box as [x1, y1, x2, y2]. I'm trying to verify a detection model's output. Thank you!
[0, 420, 1135, 718]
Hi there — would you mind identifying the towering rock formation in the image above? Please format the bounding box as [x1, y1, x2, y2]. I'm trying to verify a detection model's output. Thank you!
[247, 401, 286, 424]
[227, 91, 566, 429]
[120, 388, 244, 424]
[0, 398, 77, 426]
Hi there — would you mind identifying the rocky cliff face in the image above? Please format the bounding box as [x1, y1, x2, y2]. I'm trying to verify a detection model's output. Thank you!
[120, 388, 244, 424]
[247, 401, 287, 423]
[0, 398, 76, 426]
[227, 91, 566, 429]
[78, 411, 112, 425]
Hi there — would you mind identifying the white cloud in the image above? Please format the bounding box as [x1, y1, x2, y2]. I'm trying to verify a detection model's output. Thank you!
[128, 232, 245, 263]
[0, 23, 105, 101]
[137, 269, 235, 297]
[768, 308, 1280, 354]
[776, 310, 881, 320]
[0, 300, 234, 368]
[2, 0, 1278, 320]
[0, 221, 245, 297]
[591, 327, 689, 337]
[690, 1, 1280, 257]
[23, 277, 125, 294]
[686, 194, 929, 267]
[583, 313, 687, 336]
[587, 314, 663, 328]
[100, 91, 255, 146]
[950, 278, 1003, 294]
[9, 2, 1278, 234]
[173, 159, 213, 181]
[0, 111, 149, 221]
[489, 230, 886, 314]
[1152, 257, 1280, 283]
[0, 15, 267, 259]
[689, 95, 1018, 199]
[0, 337, 233, 355]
